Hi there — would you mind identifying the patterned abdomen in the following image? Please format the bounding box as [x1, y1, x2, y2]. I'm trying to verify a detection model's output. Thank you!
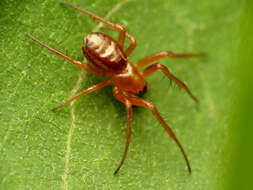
[82, 32, 127, 71]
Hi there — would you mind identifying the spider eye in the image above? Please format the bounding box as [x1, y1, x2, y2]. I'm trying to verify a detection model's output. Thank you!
[139, 85, 148, 96]
[142, 85, 147, 94]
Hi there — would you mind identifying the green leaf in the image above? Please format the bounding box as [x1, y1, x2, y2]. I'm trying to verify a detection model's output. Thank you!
[228, 1, 253, 190]
[0, 0, 241, 189]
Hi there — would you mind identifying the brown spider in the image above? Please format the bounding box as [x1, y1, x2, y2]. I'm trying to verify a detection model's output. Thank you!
[27, 1, 203, 175]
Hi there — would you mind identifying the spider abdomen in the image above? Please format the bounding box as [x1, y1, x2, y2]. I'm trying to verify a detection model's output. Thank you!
[82, 32, 127, 71]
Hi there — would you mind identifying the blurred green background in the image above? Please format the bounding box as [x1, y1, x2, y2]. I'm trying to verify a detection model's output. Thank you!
[229, 1, 253, 190]
[0, 0, 249, 189]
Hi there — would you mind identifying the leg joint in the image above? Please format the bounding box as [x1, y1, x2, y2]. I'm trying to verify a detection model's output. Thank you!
[115, 24, 126, 32]
[154, 63, 166, 70]
[127, 33, 136, 44]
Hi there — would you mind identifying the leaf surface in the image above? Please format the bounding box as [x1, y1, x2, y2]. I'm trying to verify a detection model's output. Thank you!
[0, 0, 241, 189]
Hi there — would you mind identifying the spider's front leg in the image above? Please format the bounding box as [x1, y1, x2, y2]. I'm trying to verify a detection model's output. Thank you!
[113, 87, 133, 175]
[113, 87, 191, 173]
[122, 93, 192, 173]
[141, 63, 198, 103]
[60, 1, 136, 56]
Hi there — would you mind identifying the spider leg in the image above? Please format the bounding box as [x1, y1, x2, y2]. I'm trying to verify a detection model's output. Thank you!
[52, 79, 111, 110]
[113, 87, 133, 175]
[142, 63, 198, 103]
[60, 2, 136, 56]
[125, 94, 192, 173]
[26, 33, 105, 76]
[60, 2, 125, 46]
[124, 33, 136, 57]
[136, 51, 204, 69]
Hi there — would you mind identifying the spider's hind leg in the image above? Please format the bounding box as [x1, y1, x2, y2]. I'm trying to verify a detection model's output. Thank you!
[26, 33, 104, 76]
[60, 1, 126, 46]
[60, 1, 136, 56]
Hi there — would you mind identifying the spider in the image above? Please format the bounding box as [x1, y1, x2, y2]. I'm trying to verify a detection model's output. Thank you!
[27, 1, 203, 175]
